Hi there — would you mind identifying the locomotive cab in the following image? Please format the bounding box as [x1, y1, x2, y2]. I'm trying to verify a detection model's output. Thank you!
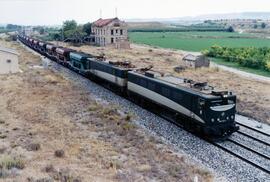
[198, 91, 239, 138]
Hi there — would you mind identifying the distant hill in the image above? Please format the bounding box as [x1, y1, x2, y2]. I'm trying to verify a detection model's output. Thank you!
[194, 12, 270, 20]
[125, 12, 270, 25]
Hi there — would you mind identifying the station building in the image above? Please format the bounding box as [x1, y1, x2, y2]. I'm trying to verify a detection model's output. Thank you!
[92, 17, 130, 49]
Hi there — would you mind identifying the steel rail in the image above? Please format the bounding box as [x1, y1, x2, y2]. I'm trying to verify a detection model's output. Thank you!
[212, 141, 270, 174]
[236, 122, 270, 137]
[236, 131, 270, 147]
[227, 138, 270, 161]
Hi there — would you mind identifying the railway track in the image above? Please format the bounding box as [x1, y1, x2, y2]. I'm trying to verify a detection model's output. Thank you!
[212, 121, 270, 175]
[19, 40, 270, 176]
[236, 121, 270, 137]
[236, 130, 270, 147]
[212, 140, 270, 174]
[227, 138, 270, 160]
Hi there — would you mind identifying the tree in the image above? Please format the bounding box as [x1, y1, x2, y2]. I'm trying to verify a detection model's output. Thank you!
[261, 22, 266, 29]
[6, 24, 21, 30]
[39, 27, 45, 34]
[53, 33, 61, 40]
[62, 20, 77, 38]
[227, 26, 234, 32]
[83, 22, 92, 35]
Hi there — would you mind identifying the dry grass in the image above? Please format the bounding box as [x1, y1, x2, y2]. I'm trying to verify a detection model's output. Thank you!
[0, 39, 213, 181]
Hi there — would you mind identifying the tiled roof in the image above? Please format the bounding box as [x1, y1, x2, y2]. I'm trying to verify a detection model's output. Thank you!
[0, 47, 19, 56]
[92, 18, 119, 27]
[183, 54, 197, 61]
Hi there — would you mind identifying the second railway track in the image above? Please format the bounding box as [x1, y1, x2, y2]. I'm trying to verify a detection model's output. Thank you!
[213, 121, 270, 175]
[212, 140, 270, 174]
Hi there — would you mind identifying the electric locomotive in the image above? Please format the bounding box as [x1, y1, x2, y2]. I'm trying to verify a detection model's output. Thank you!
[127, 70, 238, 138]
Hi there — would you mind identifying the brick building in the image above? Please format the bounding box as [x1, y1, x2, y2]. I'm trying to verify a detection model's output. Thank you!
[92, 17, 130, 48]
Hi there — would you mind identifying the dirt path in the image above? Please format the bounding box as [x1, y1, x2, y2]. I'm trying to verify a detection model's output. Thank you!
[0, 40, 213, 181]
[211, 62, 270, 83]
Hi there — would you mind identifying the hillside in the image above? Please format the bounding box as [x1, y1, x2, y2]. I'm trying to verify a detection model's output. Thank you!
[127, 21, 169, 30]
[126, 12, 270, 25]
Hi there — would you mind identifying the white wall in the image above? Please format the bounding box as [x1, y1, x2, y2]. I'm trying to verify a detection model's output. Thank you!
[0, 52, 19, 74]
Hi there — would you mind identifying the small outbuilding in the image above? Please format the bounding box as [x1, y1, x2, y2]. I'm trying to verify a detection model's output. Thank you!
[0, 47, 19, 74]
[182, 53, 210, 69]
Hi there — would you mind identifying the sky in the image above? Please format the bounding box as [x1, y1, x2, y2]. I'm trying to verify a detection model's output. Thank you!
[0, 0, 269, 25]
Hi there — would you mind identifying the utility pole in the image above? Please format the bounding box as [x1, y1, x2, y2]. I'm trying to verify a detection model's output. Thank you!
[100, 9, 102, 18]
[115, 7, 118, 18]
[62, 28, 64, 42]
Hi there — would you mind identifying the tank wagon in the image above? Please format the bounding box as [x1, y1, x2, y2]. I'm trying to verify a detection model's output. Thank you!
[33, 40, 39, 51]
[45, 44, 58, 61]
[38, 42, 47, 55]
[55, 47, 74, 66]
[17, 34, 239, 140]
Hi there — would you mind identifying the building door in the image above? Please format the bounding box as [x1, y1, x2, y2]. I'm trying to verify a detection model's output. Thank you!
[111, 38, 114, 44]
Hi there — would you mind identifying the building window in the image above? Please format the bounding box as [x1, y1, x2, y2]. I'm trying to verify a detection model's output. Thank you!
[116, 29, 118, 34]
[120, 29, 123, 35]
[111, 30, 114, 35]
[6, 59, 11, 63]
[111, 38, 114, 43]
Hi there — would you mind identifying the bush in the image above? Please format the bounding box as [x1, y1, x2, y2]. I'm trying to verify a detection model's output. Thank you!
[0, 155, 25, 170]
[266, 61, 270, 71]
[205, 46, 270, 71]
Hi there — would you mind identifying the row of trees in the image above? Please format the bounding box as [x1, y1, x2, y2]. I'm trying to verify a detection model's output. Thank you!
[129, 26, 234, 33]
[204, 45, 270, 71]
[253, 22, 267, 29]
[6, 24, 22, 30]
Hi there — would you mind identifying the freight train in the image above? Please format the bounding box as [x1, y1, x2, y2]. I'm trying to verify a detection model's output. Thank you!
[18, 34, 239, 140]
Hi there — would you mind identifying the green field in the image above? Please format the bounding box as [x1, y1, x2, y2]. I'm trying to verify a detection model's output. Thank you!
[129, 31, 270, 52]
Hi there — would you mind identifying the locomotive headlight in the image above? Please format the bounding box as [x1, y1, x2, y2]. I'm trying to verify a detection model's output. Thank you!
[217, 118, 220, 122]
[211, 118, 214, 122]
[231, 115, 234, 119]
[226, 117, 229, 120]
